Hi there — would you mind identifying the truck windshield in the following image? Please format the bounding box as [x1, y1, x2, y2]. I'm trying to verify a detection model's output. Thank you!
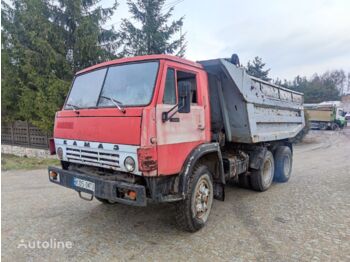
[65, 61, 159, 109]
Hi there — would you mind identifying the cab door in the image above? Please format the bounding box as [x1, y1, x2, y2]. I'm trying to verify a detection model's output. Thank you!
[156, 63, 207, 175]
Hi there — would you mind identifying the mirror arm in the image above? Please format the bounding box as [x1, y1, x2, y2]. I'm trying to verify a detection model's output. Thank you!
[162, 98, 185, 122]
[168, 102, 185, 120]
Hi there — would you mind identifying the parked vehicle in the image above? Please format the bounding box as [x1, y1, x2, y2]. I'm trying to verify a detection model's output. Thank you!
[48, 55, 305, 231]
[345, 112, 350, 121]
[305, 101, 347, 130]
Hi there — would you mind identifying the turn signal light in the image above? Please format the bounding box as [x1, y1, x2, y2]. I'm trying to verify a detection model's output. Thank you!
[49, 171, 59, 181]
[127, 190, 137, 200]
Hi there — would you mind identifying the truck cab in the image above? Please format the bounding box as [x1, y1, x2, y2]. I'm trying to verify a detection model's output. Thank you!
[335, 108, 346, 127]
[49, 55, 220, 231]
[53, 55, 210, 178]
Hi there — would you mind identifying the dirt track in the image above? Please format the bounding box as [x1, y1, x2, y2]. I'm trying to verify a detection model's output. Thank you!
[2, 129, 350, 261]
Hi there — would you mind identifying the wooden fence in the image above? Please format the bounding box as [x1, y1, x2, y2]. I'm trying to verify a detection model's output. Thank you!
[1, 121, 50, 149]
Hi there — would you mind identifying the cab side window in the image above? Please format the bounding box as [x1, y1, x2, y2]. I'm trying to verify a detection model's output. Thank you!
[176, 71, 198, 104]
[163, 68, 176, 105]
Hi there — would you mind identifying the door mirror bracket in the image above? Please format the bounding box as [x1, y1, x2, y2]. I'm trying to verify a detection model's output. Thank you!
[162, 82, 191, 122]
[162, 100, 184, 122]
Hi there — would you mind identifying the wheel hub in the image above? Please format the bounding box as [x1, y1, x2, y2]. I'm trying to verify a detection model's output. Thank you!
[262, 159, 273, 186]
[195, 181, 210, 217]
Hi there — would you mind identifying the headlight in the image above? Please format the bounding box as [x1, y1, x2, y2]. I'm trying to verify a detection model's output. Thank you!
[124, 156, 135, 172]
[57, 147, 63, 159]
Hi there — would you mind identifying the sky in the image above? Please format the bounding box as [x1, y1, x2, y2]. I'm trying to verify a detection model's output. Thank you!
[107, 0, 350, 80]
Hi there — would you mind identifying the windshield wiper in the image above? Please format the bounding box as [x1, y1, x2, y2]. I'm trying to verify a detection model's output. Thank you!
[100, 95, 126, 113]
[66, 103, 80, 111]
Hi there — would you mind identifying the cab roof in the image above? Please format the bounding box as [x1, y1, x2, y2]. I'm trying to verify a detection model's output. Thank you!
[76, 54, 204, 75]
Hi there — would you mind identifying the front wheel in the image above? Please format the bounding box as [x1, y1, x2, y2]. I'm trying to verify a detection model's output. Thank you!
[175, 164, 214, 232]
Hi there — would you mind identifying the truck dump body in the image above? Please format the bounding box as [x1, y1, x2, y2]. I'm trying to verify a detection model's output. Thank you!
[199, 59, 305, 143]
[306, 108, 334, 122]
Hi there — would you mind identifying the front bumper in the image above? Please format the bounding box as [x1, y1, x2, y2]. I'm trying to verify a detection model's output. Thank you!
[48, 166, 147, 206]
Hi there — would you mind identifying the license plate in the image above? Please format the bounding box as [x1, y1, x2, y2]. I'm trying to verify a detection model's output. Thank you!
[73, 178, 95, 192]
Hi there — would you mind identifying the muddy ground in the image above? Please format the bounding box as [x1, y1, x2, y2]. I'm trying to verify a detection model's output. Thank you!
[2, 129, 350, 261]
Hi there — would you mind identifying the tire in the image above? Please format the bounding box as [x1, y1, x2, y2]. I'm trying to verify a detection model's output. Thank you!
[320, 123, 327, 130]
[238, 173, 251, 189]
[273, 146, 292, 183]
[250, 150, 274, 192]
[95, 196, 117, 204]
[331, 123, 339, 130]
[175, 164, 214, 232]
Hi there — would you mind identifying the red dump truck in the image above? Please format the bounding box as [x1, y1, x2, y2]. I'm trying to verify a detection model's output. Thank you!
[48, 54, 305, 232]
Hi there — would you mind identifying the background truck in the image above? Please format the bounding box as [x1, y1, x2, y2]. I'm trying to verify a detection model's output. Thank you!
[48, 55, 305, 232]
[304, 101, 347, 130]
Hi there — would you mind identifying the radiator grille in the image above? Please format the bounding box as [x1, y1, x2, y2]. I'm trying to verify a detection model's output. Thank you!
[66, 146, 120, 170]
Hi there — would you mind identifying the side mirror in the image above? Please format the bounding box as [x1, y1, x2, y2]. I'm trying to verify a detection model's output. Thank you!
[178, 82, 191, 113]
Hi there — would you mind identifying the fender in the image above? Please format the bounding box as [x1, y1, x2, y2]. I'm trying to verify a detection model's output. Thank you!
[178, 142, 225, 199]
[249, 146, 267, 170]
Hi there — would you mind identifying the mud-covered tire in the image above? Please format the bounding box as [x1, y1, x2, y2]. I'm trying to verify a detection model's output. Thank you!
[238, 173, 251, 189]
[95, 197, 117, 204]
[273, 146, 292, 183]
[250, 151, 274, 192]
[175, 164, 214, 232]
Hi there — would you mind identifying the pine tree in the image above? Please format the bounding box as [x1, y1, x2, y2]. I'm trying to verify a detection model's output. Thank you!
[246, 56, 271, 82]
[1, 19, 22, 122]
[280, 74, 340, 103]
[53, 0, 119, 71]
[1, 0, 71, 131]
[1, 0, 119, 132]
[119, 0, 186, 57]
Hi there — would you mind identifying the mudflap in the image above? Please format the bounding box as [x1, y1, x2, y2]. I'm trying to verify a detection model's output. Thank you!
[213, 182, 225, 201]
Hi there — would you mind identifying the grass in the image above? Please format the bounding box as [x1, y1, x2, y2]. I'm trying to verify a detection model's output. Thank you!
[1, 154, 60, 171]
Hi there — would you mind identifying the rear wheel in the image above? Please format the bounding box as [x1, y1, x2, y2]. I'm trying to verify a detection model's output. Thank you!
[273, 146, 292, 183]
[175, 164, 214, 232]
[331, 123, 339, 130]
[250, 151, 274, 192]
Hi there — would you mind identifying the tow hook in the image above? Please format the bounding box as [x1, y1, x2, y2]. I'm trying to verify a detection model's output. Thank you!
[78, 191, 94, 201]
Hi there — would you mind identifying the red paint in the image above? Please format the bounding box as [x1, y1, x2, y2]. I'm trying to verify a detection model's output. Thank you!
[57, 107, 143, 118]
[157, 141, 203, 175]
[56, 121, 74, 129]
[54, 115, 141, 145]
[54, 55, 212, 176]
